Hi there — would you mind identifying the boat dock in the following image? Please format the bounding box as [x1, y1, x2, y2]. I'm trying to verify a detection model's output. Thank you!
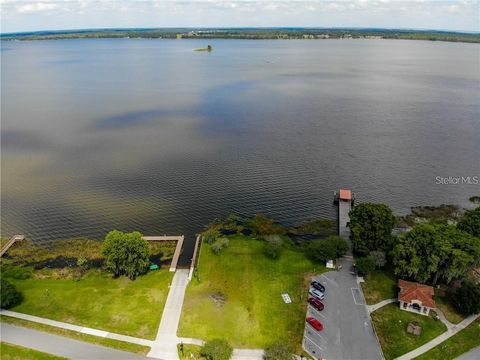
[335, 189, 354, 239]
[142, 235, 184, 272]
[0, 235, 25, 257]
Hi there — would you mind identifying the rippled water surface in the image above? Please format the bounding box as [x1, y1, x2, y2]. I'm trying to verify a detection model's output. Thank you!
[2, 39, 479, 259]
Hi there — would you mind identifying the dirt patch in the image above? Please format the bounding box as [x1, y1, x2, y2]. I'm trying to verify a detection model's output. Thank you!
[209, 291, 227, 307]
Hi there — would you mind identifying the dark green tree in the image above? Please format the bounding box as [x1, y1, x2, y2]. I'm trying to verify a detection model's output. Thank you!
[348, 203, 395, 255]
[392, 223, 480, 284]
[306, 239, 337, 263]
[356, 257, 376, 276]
[203, 228, 220, 244]
[328, 235, 349, 257]
[453, 280, 480, 315]
[1, 278, 23, 309]
[370, 250, 387, 268]
[201, 339, 232, 360]
[264, 341, 294, 360]
[457, 206, 480, 238]
[306, 236, 349, 263]
[103, 230, 150, 280]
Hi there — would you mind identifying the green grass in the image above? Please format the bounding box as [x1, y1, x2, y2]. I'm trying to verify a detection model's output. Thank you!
[414, 318, 480, 360]
[0, 315, 150, 354]
[433, 290, 464, 324]
[178, 235, 322, 351]
[361, 270, 397, 305]
[1, 342, 66, 360]
[4, 268, 173, 339]
[371, 304, 447, 360]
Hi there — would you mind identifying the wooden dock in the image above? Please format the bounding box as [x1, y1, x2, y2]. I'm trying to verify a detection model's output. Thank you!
[335, 189, 353, 239]
[0, 235, 25, 257]
[142, 235, 184, 272]
[188, 235, 202, 281]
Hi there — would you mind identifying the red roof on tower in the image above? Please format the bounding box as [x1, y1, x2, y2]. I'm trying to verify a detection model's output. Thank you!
[339, 189, 352, 201]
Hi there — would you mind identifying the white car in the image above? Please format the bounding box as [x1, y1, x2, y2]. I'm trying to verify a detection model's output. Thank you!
[309, 287, 325, 300]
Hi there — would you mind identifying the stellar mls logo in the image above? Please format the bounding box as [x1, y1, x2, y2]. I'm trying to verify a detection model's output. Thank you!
[435, 175, 479, 185]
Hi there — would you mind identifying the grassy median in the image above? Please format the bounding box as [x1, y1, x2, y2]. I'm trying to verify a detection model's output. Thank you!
[414, 318, 480, 360]
[371, 304, 447, 360]
[178, 235, 322, 351]
[0, 342, 66, 360]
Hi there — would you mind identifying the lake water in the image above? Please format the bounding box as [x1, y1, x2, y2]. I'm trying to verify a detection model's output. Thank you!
[1, 39, 479, 261]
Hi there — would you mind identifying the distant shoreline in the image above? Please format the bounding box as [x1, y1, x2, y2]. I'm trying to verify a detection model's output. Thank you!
[2, 28, 479, 43]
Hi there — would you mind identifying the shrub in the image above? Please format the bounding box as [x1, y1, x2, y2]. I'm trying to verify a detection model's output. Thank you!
[246, 214, 287, 236]
[356, 256, 376, 276]
[102, 230, 150, 280]
[327, 235, 349, 257]
[1, 278, 23, 309]
[453, 280, 480, 315]
[263, 236, 283, 259]
[264, 341, 294, 360]
[306, 240, 336, 263]
[203, 228, 221, 244]
[370, 250, 387, 268]
[201, 339, 232, 360]
[211, 238, 229, 255]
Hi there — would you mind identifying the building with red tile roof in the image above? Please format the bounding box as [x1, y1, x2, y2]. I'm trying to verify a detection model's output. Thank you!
[398, 279, 436, 316]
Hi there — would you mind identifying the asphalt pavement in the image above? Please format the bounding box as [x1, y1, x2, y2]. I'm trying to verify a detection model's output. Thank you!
[0, 323, 152, 360]
[303, 256, 384, 360]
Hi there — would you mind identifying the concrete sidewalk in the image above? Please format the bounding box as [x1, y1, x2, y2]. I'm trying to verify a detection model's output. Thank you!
[367, 299, 397, 313]
[1, 323, 152, 360]
[148, 269, 190, 360]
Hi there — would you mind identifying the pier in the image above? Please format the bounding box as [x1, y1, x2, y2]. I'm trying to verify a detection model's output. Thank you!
[0, 235, 25, 257]
[142, 235, 184, 272]
[335, 189, 354, 239]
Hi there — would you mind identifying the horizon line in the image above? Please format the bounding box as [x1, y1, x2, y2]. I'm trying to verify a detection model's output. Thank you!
[2, 26, 479, 37]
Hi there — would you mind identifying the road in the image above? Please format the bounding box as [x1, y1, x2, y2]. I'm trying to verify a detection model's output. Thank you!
[303, 256, 384, 360]
[0, 323, 151, 360]
[456, 346, 480, 360]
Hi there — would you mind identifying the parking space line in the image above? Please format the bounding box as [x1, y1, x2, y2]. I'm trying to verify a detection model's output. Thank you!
[304, 335, 323, 351]
[351, 287, 365, 305]
[320, 274, 338, 287]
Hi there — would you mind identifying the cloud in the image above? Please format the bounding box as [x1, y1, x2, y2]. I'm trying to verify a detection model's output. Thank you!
[16, 1, 59, 13]
[1, 0, 479, 32]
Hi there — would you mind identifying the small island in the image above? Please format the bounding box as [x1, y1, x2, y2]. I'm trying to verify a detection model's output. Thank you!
[194, 45, 212, 52]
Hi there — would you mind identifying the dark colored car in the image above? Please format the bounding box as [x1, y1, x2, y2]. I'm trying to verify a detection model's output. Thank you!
[311, 280, 326, 293]
[306, 317, 324, 331]
[308, 297, 325, 311]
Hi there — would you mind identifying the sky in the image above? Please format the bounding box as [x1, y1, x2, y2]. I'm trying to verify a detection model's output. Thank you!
[1, 0, 479, 34]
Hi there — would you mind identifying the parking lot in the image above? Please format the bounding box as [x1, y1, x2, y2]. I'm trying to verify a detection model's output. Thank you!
[303, 256, 384, 360]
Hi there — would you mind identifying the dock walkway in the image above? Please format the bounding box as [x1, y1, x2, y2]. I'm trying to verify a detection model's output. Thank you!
[0, 235, 25, 257]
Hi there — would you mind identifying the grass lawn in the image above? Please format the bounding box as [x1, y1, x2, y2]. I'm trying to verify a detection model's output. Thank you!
[361, 270, 397, 305]
[178, 236, 321, 351]
[5, 269, 173, 339]
[178, 344, 204, 360]
[433, 290, 464, 324]
[371, 304, 447, 360]
[414, 318, 480, 360]
[1, 342, 66, 360]
[0, 315, 150, 354]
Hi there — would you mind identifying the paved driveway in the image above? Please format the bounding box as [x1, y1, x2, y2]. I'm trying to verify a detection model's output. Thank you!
[1, 323, 151, 360]
[303, 256, 383, 360]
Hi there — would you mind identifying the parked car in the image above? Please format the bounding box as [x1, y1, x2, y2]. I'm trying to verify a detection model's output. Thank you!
[306, 317, 323, 331]
[311, 280, 326, 293]
[308, 297, 324, 311]
[309, 287, 325, 300]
